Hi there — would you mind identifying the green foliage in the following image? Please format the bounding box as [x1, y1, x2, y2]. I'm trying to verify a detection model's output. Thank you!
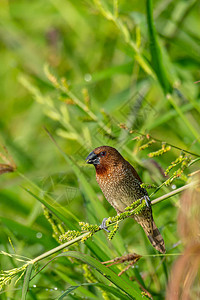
[0, 0, 200, 299]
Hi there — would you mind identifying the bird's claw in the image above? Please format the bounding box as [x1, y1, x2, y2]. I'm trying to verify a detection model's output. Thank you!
[100, 218, 110, 232]
[141, 196, 150, 208]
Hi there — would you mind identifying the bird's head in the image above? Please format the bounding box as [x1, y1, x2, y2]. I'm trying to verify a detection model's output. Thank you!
[85, 146, 123, 174]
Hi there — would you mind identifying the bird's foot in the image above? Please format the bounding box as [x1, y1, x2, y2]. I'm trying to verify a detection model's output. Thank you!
[100, 218, 110, 232]
[140, 195, 150, 208]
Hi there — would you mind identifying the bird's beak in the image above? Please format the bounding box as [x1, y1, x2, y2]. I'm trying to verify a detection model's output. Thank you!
[85, 151, 100, 165]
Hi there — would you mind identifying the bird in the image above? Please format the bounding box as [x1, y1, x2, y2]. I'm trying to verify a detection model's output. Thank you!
[86, 145, 166, 253]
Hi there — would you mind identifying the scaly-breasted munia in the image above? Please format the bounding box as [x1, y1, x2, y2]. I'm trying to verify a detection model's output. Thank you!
[86, 146, 166, 253]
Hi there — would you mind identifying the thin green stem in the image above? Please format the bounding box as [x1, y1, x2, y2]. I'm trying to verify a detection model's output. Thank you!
[132, 130, 200, 157]
[149, 175, 173, 197]
[151, 181, 196, 205]
[30, 232, 90, 264]
[188, 157, 200, 167]
[58, 84, 113, 138]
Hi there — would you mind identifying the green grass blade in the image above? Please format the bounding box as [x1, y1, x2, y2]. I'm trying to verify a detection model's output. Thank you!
[55, 269, 99, 299]
[22, 264, 33, 300]
[146, 0, 172, 94]
[96, 283, 132, 300]
[57, 283, 96, 300]
[57, 282, 131, 300]
[22, 187, 77, 230]
[18, 172, 80, 223]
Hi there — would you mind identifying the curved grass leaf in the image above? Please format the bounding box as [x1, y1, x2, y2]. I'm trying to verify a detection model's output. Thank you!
[57, 282, 131, 300]
[56, 251, 147, 300]
[22, 264, 33, 300]
[22, 187, 77, 230]
[57, 283, 96, 300]
[55, 269, 99, 299]
[96, 282, 133, 300]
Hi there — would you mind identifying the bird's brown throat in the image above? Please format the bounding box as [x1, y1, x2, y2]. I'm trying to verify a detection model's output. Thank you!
[95, 162, 122, 179]
[95, 164, 108, 176]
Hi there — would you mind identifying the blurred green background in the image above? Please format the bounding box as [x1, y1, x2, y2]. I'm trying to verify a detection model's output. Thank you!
[0, 0, 200, 299]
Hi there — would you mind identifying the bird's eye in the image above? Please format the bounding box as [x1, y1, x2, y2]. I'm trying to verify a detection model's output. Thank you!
[100, 151, 106, 157]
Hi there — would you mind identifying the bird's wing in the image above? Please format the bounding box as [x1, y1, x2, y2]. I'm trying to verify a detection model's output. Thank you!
[126, 160, 143, 183]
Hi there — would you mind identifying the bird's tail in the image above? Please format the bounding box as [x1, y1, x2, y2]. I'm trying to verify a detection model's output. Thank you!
[134, 214, 166, 253]
[144, 220, 166, 254]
